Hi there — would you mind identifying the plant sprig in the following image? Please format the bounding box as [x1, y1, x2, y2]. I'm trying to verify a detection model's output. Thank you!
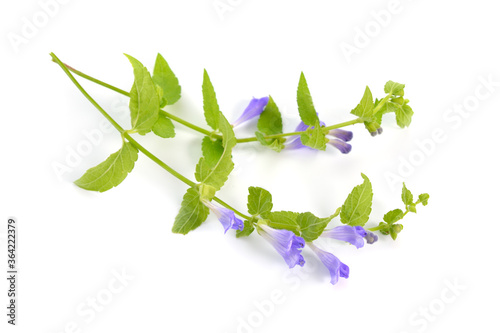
[51, 52, 429, 286]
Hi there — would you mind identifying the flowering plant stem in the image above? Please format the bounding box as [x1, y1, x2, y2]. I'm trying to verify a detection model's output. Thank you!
[51, 53, 252, 221]
[55, 61, 366, 143]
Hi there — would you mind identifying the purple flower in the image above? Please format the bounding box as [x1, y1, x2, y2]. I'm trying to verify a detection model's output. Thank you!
[257, 224, 305, 268]
[232, 96, 269, 127]
[203, 200, 244, 233]
[308, 242, 349, 285]
[321, 225, 365, 249]
[329, 129, 353, 142]
[328, 139, 352, 154]
[321, 225, 378, 248]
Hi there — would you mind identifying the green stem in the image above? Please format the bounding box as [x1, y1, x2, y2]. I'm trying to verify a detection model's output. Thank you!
[371, 93, 392, 116]
[56, 61, 367, 144]
[213, 197, 252, 220]
[367, 225, 386, 232]
[50, 53, 126, 134]
[55, 60, 131, 97]
[51, 52, 249, 220]
[161, 110, 215, 137]
[236, 118, 364, 143]
[323, 118, 364, 131]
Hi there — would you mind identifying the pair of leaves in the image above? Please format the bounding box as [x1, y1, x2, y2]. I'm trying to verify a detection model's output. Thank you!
[127, 53, 180, 137]
[255, 96, 286, 152]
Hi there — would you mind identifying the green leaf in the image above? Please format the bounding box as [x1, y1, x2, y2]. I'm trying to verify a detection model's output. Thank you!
[296, 212, 333, 242]
[236, 219, 256, 238]
[152, 114, 175, 138]
[418, 193, 430, 206]
[195, 113, 236, 191]
[202, 69, 221, 130]
[297, 72, 319, 126]
[125, 54, 160, 135]
[384, 81, 405, 96]
[383, 209, 404, 224]
[340, 173, 373, 226]
[152, 53, 181, 107]
[261, 211, 300, 234]
[395, 104, 413, 128]
[172, 187, 209, 234]
[401, 183, 414, 206]
[200, 136, 224, 167]
[300, 122, 327, 150]
[74, 142, 138, 192]
[351, 86, 374, 120]
[373, 100, 399, 124]
[255, 132, 286, 152]
[258, 96, 283, 135]
[247, 187, 273, 216]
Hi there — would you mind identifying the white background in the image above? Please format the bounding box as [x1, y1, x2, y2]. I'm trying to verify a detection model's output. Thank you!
[1, 0, 499, 332]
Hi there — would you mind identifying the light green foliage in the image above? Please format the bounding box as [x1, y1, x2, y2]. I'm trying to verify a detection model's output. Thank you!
[125, 54, 160, 135]
[401, 183, 413, 206]
[383, 209, 404, 224]
[261, 211, 300, 234]
[395, 104, 414, 128]
[172, 187, 210, 234]
[152, 115, 175, 138]
[247, 187, 273, 216]
[202, 69, 221, 130]
[200, 136, 224, 167]
[351, 86, 374, 120]
[74, 142, 138, 192]
[384, 81, 405, 96]
[255, 132, 286, 152]
[376, 184, 430, 240]
[258, 96, 283, 135]
[297, 212, 334, 242]
[340, 173, 373, 226]
[373, 81, 413, 128]
[195, 113, 236, 191]
[300, 122, 328, 150]
[256, 96, 286, 152]
[297, 72, 319, 126]
[419, 193, 430, 206]
[152, 53, 181, 107]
